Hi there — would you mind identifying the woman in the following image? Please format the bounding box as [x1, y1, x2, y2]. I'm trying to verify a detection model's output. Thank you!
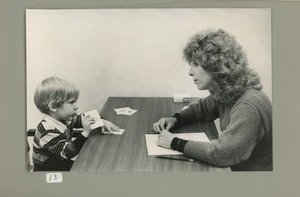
[153, 29, 272, 171]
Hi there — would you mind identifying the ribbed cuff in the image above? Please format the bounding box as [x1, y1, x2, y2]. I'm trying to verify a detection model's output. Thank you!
[170, 137, 188, 153]
[73, 134, 88, 147]
[173, 113, 182, 126]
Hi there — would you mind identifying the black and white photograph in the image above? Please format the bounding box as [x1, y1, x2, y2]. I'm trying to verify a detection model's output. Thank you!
[26, 8, 272, 172]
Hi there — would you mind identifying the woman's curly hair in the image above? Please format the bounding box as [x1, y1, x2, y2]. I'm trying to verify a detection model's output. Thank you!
[183, 29, 262, 103]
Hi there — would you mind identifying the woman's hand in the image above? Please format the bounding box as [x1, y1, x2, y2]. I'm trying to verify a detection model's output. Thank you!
[101, 119, 120, 134]
[81, 114, 95, 133]
[153, 117, 177, 133]
[156, 130, 175, 149]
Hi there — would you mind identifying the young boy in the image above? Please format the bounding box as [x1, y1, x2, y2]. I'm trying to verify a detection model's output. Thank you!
[32, 76, 119, 171]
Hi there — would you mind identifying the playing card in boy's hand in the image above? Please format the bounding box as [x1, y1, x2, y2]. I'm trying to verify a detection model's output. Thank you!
[84, 109, 104, 129]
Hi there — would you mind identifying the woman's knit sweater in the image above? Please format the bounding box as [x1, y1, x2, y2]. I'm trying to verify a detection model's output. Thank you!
[175, 88, 272, 171]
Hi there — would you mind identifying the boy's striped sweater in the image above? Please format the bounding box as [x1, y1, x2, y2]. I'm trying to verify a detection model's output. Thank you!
[32, 114, 87, 167]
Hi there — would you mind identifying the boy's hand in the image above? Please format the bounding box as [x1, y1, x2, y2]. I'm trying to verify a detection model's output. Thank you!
[81, 114, 95, 132]
[101, 119, 120, 134]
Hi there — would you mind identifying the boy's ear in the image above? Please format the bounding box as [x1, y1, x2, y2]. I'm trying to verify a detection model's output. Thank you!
[48, 102, 57, 112]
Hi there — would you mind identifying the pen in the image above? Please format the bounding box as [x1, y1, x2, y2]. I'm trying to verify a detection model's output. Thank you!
[156, 156, 194, 162]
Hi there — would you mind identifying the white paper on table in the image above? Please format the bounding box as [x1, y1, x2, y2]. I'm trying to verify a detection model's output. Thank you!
[84, 109, 104, 129]
[145, 133, 210, 156]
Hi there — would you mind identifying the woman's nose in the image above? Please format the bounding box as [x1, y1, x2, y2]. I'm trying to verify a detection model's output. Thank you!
[189, 66, 194, 76]
[74, 103, 79, 110]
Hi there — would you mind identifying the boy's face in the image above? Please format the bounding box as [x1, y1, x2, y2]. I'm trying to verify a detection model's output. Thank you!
[56, 98, 79, 122]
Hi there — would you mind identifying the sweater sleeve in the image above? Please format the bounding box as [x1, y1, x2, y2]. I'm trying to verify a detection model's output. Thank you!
[183, 103, 265, 167]
[72, 114, 83, 128]
[38, 126, 87, 159]
[177, 95, 219, 125]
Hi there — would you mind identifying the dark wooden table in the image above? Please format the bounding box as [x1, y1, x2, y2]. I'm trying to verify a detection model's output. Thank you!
[71, 97, 230, 172]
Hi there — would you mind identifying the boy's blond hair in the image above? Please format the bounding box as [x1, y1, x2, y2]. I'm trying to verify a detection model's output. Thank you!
[34, 76, 79, 114]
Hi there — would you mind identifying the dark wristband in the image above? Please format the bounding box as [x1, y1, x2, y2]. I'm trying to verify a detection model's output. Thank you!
[170, 137, 188, 153]
[173, 113, 182, 125]
[73, 134, 88, 149]
[170, 137, 180, 150]
[178, 139, 188, 152]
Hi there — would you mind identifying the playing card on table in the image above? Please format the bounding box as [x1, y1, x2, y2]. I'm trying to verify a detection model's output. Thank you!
[103, 129, 125, 135]
[126, 108, 137, 115]
[84, 109, 104, 129]
[114, 107, 131, 115]
[114, 107, 137, 116]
